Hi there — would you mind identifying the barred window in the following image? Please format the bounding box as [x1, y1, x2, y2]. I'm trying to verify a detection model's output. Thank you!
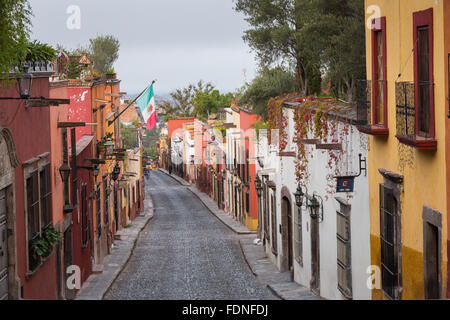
[103, 178, 109, 225]
[81, 184, 89, 248]
[380, 184, 399, 300]
[96, 185, 101, 238]
[39, 164, 52, 228]
[271, 192, 277, 255]
[26, 171, 40, 271]
[337, 209, 352, 298]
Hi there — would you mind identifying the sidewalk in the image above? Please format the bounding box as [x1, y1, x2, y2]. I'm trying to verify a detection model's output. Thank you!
[75, 195, 155, 300]
[240, 236, 323, 300]
[158, 168, 321, 300]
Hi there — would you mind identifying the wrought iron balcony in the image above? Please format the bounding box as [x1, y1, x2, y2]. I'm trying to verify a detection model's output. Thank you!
[355, 79, 389, 136]
[395, 81, 436, 150]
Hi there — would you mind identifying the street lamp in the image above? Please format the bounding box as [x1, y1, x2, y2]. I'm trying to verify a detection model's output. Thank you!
[293, 183, 305, 208]
[254, 175, 263, 197]
[112, 163, 121, 181]
[59, 163, 72, 212]
[18, 71, 32, 99]
[307, 193, 323, 222]
[105, 138, 114, 156]
[93, 164, 100, 178]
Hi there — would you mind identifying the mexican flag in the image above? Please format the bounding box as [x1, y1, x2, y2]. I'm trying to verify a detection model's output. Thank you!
[137, 83, 157, 131]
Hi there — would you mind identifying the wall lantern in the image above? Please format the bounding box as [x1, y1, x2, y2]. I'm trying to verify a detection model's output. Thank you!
[104, 138, 114, 156]
[112, 163, 121, 181]
[93, 164, 100, 177]
[18, 71, 32, 99]
[293, 183, 305, 208]
[307, 193, 323, 222]
[254, 175, 263, 197]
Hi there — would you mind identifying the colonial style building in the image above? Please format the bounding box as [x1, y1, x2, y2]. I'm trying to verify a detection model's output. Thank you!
[363, 0, 448, 299]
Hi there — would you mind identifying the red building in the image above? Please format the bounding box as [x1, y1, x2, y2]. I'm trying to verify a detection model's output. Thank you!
[0, 64, 67, 299]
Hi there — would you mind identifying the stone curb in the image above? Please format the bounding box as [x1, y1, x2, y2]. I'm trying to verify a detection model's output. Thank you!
[75, 195, 155, 300]
[158, 168, 256, 235]
[238, 237, 324, 301]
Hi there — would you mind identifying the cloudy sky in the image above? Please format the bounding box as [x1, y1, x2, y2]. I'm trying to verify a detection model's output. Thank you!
[28, 0, 257, 96]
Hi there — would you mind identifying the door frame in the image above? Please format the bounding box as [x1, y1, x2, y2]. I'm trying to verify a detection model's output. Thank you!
[280, 186, 294, 274]
[0, 128, 19, 299]
[422, 205, 442, 299]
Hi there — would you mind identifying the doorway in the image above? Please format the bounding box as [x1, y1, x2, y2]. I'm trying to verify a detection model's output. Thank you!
[281, 196, 293, 274]
[63, 225, 75, 300]
[0, 189, 8, 300]
[310, 217, 320, 295]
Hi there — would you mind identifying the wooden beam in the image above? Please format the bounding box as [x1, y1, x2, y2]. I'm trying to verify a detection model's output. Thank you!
[277, 151, 296, 157]
[57, 122, 86, 128]
[93, 98, 110, 104]
[26, 98, 70, 107]
[295, 138, 320, 144]
[83, 158, 106, 164]
[104, 93, 125, 98]
[316, 143, 342, 151]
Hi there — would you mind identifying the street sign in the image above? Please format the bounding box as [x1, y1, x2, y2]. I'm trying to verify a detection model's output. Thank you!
[336, 177, 355, 193]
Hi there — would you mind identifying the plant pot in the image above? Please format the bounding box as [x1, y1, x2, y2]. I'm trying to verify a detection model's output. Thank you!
[106, 73, 117, 80]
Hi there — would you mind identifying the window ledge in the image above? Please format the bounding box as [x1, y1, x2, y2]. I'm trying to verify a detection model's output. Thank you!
[395, 135, 437, 150]
[26, 250, 55, 280]
[357, 125, 389, 136]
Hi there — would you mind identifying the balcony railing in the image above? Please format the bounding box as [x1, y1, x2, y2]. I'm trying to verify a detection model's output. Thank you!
[395, 82, 415, 138]
[355, 79, 389, 135]
[395, 81, 436, 150]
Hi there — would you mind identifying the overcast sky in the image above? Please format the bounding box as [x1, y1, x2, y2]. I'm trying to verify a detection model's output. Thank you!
[28, 0, 257, 96]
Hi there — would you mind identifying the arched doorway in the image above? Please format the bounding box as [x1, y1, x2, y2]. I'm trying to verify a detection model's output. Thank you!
[280, 186, 293, 275]
[0, 127, 19, 300]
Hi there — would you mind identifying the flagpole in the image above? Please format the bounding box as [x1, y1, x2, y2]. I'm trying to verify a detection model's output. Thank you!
[108, 79, 157, 126]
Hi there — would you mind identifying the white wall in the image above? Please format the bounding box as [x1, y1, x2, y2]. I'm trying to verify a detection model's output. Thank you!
[256, 105, 371, 300]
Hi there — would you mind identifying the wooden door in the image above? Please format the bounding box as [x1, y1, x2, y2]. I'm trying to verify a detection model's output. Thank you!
[0, 189, 8, 300]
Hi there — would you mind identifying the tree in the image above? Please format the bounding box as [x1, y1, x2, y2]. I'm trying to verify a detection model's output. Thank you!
[0, 0, 32, 79]
[239, 66, 297, 119]
[234, 0, 366, 101]
[192, 89, 235, 120]
[233, 0, 321, 95]
[159, 80, 215, 119]
[89, 35, 120, 76]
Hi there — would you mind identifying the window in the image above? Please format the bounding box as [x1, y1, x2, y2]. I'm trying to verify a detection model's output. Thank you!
[294, 203, 303, 265]
[81, 184, 89, 248]
[26, 171, 40, 271]
[96, 184, 101, 238]
[413, 8, 435, 140]
[246, 189, 250, 214]
[26, 163, 53, 272]
[370, 17, 388, 134]
[379, 184, 400, 300]
[103, 178, 109, 225]
[39, 164, 52, 228]
[337, 209, 352, 298]
[271, 192, 277, 255]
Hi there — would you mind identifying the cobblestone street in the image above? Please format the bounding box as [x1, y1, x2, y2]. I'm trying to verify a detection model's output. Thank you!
[104, 170, 277, 300]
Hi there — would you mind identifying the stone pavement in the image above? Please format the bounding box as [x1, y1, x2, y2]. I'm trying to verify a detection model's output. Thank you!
[240, 236, 324, 300]
[158, 168, 322, 300]
[158, 168, 256, 235]
[75, 193, 155, 300]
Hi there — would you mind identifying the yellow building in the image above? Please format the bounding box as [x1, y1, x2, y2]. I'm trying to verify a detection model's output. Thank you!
[363, 0, 448, 299]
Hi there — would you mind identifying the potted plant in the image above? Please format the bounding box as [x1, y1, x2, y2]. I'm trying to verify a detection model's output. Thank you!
[105, 67, 116, 80]
[29, 225, 61, 261]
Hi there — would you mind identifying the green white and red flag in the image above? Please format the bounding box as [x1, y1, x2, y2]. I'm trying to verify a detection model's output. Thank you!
[137, 83, 157, 131]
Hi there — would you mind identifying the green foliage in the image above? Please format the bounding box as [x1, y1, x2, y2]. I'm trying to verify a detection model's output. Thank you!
[29, 226, 61, 260]
[234, 0, 366, 101]
[106, 67, 116, 74]
[121, 121, 139, 149]
[159, 80, 215, 118]
[0, 0, 32, 78]
[239, 66, 297, 120]
[25, 40, 57, 62]
[89, 34, 120, 76]
[192, 89, 234, 120]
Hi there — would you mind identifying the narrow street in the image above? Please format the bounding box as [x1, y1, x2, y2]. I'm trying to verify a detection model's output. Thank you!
[104, 170, 277, 300]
